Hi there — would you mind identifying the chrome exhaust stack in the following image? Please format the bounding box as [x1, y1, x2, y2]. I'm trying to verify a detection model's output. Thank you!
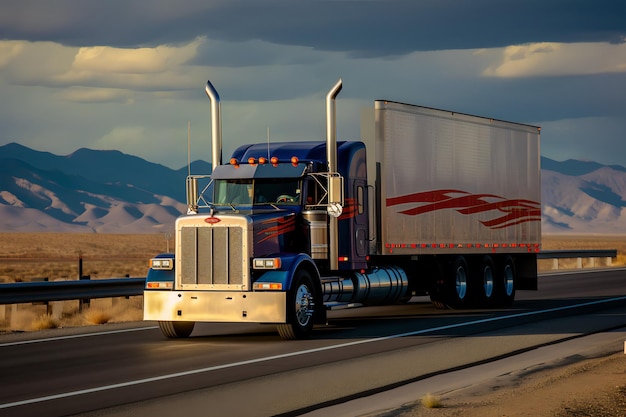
[205, 80, 222, 171]
[326, 79, 343, 270]
[326, 78, 342, 173]
[184, 80, 221, 214]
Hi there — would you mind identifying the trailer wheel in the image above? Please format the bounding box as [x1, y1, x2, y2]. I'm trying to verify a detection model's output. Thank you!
[277, 269, 316, 340]
[475, 256, 496, 306]
[495, 256, 516, 307]
[158, 321, 195, 338]
[442, 256, 470, 309]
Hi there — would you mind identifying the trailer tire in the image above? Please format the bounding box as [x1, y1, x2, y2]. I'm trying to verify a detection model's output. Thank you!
[158, 321, 195, 338]
[495, 256, 516, 307]
[277, 269, 316, 340]
[442, 256, 471, 309]
[474, 255, 496, 307]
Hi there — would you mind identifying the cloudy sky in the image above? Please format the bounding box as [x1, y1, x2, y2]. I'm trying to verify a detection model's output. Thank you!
[0, 0, 624, 170]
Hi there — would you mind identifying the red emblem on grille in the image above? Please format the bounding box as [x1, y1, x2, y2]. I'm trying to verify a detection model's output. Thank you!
[204, 217, 221, 224]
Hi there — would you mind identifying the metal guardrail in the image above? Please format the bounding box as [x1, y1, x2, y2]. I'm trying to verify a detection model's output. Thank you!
[0, 250, 618, 305]
[538, 249, 617, 259]
[539, 249, 618, 271]
[0, 278, 145, 305]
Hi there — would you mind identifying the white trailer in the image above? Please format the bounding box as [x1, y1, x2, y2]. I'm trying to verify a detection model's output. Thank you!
[362, 100, 541, 308]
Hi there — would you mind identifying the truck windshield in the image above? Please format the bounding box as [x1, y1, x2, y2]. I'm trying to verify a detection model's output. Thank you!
[214, 179, 301, 205]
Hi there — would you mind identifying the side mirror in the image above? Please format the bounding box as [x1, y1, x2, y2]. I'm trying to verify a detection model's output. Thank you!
[327, 176, 344, 217]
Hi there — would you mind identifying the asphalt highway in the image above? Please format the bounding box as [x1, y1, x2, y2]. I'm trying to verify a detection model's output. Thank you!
[0, 268, 625, 417]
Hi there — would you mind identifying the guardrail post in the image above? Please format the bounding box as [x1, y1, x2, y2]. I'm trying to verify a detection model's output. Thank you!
[0, 304, 17, 328]
[1, 304, 13, 322]
[79, 275, 91, 312]
[607, 256, 612, 266]
[552, 259, 558, 270]
[78, 253, 83, 279]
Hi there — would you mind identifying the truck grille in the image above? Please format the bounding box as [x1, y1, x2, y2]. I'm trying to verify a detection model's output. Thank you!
[179, 226, 246, 288]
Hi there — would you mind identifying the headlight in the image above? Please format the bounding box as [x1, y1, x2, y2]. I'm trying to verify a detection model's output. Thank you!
[253, 258, 282, 270]
[151, 258, 174, 270]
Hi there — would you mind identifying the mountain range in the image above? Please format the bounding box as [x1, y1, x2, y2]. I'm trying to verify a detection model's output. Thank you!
[0, 143, 209, 233]
[1, 142, 625, 234]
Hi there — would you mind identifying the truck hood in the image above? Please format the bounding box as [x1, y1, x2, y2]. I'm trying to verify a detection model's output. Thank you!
[202, 209, 300, 257]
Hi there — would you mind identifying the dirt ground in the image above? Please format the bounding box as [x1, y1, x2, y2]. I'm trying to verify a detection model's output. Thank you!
[383, 352, 626, 417]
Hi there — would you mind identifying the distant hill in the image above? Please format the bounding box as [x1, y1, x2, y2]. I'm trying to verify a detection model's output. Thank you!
[0, 143, 211, 233]
[1, 143, 626, 234]
[541, 156, 626, 234]
[540, 156, 626, 177]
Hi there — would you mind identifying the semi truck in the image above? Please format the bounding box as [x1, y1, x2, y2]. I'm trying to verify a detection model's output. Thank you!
[144, 79, 541, 340]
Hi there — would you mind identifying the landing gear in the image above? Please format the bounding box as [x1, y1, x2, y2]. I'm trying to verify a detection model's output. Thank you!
[277, 269, 317, 340]
[158, 321, 195, 338]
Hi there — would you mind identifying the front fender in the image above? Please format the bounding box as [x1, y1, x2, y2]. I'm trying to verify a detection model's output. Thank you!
[254, 253, 319, 291]
[146, 253, 175, 289]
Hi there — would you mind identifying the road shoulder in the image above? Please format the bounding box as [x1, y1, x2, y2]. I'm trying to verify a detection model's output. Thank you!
[303, 328, 626, 417]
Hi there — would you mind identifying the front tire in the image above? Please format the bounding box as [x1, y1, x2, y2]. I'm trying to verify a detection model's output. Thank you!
[277, 269, 317, 340]
[158, 321, 195, 338]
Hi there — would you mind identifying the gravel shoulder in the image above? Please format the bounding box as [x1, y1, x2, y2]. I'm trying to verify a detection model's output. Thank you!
[302, 329, 626, 417]
[382, 351, 626, 417]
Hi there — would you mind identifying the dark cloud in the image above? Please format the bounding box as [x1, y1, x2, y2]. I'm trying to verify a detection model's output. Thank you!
[0, 0, 623, 56]
[349, 72, 626, 126]
[0, 0, 624, 169]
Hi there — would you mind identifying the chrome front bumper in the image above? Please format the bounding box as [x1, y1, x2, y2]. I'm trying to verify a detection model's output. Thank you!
[143, 290, 287, 323]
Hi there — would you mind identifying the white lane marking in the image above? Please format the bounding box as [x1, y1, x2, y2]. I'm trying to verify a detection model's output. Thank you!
[2, 295, 626, 409]
[0, 326, 158, 347]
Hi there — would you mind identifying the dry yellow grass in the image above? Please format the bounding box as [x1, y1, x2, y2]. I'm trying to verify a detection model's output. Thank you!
[83, 308, 113, 325]
[421, 393, 443, 409]
[1, 296, 144, 332]
[0, 232, 171, 282]
[0, 233, 166, 332]
[29, 313, 59, 331]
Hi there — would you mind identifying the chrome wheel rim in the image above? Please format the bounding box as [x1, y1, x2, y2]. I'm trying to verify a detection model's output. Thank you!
[483, 265, 494, 298]
[503, 264, 514, 296]
[455, 265, 468, 300]
[295, 284, 313, 326]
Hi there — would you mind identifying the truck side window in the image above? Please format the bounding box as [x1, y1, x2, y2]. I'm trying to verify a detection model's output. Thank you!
[305, 179, 325, 206]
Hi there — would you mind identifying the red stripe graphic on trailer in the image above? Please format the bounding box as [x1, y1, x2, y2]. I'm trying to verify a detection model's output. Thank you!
[386, 189, 540, 230]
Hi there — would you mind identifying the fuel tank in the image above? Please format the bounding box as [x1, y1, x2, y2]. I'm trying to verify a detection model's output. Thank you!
[322, 265, 409, 305]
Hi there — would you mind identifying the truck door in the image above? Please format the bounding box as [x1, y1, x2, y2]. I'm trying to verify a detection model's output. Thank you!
[354, 179, 368, 258]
